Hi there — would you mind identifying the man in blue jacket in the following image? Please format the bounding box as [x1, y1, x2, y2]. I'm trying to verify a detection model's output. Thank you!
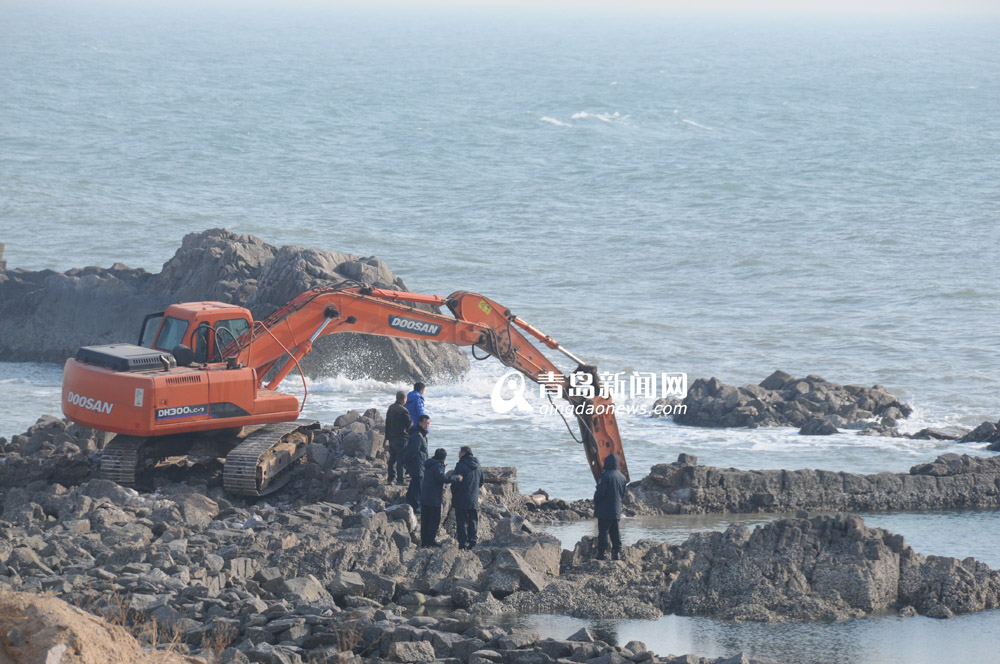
[593, 453, 627, 561]
[402, 415, 430, 513]
[451, 446, 484, 550]
[405, 381, 427, 425]
[420, 448, 462, 547]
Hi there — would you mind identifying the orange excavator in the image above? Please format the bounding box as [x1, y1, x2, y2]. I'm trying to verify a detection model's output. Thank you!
[62, 284, 628, 496]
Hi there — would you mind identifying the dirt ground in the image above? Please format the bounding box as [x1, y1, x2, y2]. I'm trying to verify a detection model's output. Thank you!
[0, 592, 194, 664]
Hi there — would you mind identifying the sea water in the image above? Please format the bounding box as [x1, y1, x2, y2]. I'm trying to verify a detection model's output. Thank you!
[2, 3, 999, 661]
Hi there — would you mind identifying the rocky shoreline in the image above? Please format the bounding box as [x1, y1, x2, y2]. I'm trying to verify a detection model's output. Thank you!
[0, 413, 781, 664]
[512, 512, 1000, 622]
[2, 409, 1000, 663]
[629, 453, 1000, 515]
[652, 371, 1000, 450]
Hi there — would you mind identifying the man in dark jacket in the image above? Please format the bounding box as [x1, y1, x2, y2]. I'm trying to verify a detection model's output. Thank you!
[420, 448, 462, 547]
[385, 391, 412, 484]
[593, 453, 627, 561]
[405, 381, 427, 425]
[451, 446, 484, 550]
[402, 415, 430, 513]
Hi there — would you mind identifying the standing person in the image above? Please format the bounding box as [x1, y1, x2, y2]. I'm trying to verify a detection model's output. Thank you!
[420, 448, 461, 547]
[451, 445, 484, 550]
[593, 453, 627, 561]
[384, 391, 412, 485]
[402, 415, 430, 513]
[405, 381, 427, 425]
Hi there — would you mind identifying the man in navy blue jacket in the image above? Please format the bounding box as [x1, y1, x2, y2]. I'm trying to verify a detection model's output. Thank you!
[593, 453, 627, 561]
[402, 415, 430, 513]
[385, 391, 412, 485]
[451, 446, 484, 550]
[420, 448, 462, 547]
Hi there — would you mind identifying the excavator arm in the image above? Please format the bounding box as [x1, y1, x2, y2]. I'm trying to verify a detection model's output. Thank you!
[225, 285, 629, 481]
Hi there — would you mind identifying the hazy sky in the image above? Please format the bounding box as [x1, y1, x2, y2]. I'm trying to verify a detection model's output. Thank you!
[332, 0, 999, 15]
[81, 0, 1000, 16]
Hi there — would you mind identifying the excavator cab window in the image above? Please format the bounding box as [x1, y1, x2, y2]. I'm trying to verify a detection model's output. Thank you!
[138, 312, 164, 348]
[154, 317, 189, 352]
[215, 318, 250, 357]
[193, 323, 213, 364]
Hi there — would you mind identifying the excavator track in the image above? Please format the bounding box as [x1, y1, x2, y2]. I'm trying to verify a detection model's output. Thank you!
[99, 435, 148, 487]
[223, 420, 317, 497]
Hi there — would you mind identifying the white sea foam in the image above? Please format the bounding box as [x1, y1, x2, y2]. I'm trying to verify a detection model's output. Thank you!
[304, 374, 403, 394]
[540, 116, 571, 127]
[571, 111, 631, 125]
[680, 118, 713, 131]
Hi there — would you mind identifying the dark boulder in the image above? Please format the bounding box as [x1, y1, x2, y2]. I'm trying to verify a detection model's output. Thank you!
[0, 229, 468, 380]
[653, 372, 913, 431]
[799, 418, 839, 436]
[958, 420, 1000, 451]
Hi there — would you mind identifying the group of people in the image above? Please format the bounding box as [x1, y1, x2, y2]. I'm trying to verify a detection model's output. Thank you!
[383, 381, 628, 560]
[384, 383, 483, 549]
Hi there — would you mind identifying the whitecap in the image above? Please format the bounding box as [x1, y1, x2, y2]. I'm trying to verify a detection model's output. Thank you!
[680, 118, 713, 131]
[540, 116, 571, 127]
[571, 111, 631, 125]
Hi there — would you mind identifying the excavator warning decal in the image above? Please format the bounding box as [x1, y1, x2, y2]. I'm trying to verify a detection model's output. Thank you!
[387, 315, 442, 337]
[478, 299, 492, 315]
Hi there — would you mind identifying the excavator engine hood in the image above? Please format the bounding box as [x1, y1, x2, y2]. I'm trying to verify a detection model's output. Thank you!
[75, 344, 177, 372]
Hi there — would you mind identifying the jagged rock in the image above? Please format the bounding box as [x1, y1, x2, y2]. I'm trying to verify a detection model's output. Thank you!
[0, 228, 469, 380]
[907, 426, 970, 441]
[653, 372, 912, 430]
[280, 576, 333, 605]
[385, 504, 418, 531]
[799, 418, 838, 436]
[567, 627, 597, 642]
[390, 640, 436, 662]
[959, 419, 1000, 449]
[328, 570, 366, 597]
[758, 370, 793, 391]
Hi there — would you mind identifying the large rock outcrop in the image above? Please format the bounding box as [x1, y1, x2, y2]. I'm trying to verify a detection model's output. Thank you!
[630, 453, 1000, 515]
[654, 371, 912, 430]
[511, 513, 1000, 622]
[0, 228, 468, 380]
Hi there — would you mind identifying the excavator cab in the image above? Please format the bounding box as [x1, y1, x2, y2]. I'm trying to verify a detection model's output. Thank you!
[137, 302, 252, 364]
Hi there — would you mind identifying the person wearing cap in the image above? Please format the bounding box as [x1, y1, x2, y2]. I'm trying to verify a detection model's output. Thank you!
[385, 390, 412, 485]
[420, 448, 462, 547]
[451, 445, 484, 550]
